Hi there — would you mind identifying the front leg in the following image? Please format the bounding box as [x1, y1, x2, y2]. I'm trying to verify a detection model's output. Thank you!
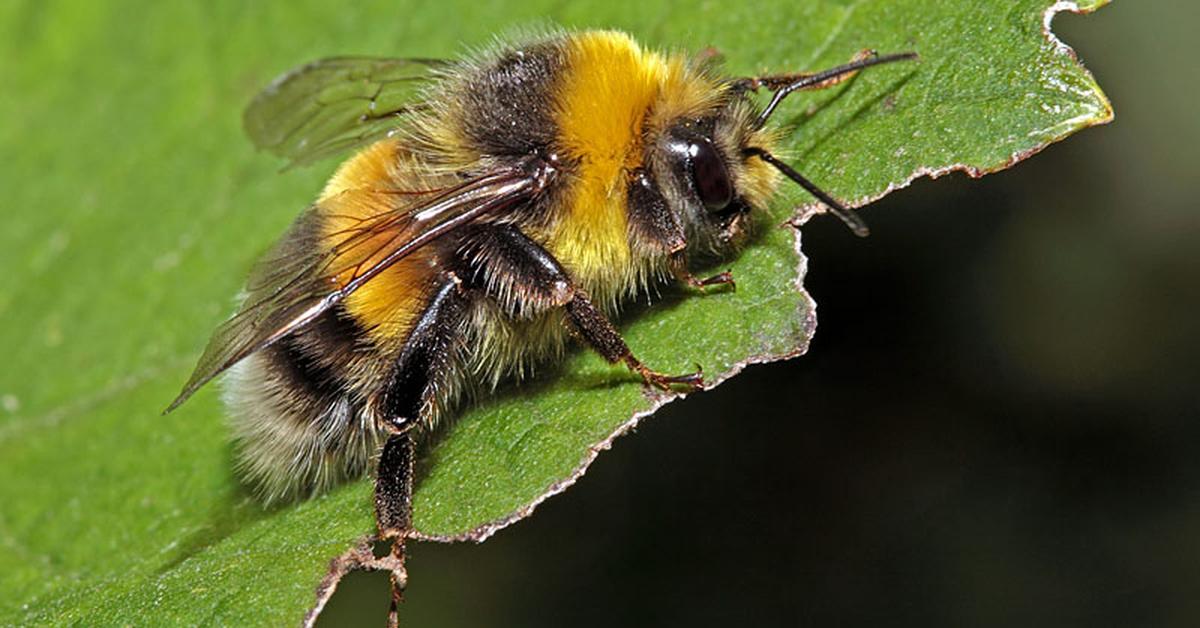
[670, 251, 735, 292]
[457, 224, 703, 391]
[626, 168, 735, 293]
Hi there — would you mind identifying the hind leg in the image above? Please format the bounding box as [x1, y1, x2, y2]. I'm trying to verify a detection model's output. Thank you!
[376, 433, 414, 624]
[372, 273, 470, 623]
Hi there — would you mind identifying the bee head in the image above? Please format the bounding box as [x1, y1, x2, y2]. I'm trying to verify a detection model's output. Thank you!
[645, 110, 776, 257]
[647, 106, 874, 260]
[638, 50, 917, 258]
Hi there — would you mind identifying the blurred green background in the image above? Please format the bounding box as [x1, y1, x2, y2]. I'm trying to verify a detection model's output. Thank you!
[323, 3, 1200, 626]
[3, 0, 1196, 626]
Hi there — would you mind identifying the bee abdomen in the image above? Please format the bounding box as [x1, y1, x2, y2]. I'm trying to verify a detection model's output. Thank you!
[222, 320, 386, 503]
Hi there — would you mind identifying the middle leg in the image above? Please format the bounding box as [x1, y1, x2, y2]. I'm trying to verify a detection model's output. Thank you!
[456, 223, 703, 391]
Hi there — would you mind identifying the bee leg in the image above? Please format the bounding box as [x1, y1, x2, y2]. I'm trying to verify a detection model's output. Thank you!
[670, 252, 735, 292]
[677, 269, 734, 289]
[564, 293, 704, 391]
[458, 225, 704, 391]
[374, 273, 470, 622]
[376, 432, 414, 625]
[625, 170, 731, 294]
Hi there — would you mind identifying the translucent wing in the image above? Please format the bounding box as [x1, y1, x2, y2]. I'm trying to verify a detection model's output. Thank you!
[243, 56, 449, 168]
[166, 164, 543, 412]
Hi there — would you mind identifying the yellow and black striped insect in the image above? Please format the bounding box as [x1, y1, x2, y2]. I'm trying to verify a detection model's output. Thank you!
[167, 29, 913, 607]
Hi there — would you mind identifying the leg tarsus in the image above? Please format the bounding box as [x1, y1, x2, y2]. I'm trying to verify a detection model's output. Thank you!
[677, 268, 735, 292]
[672, 253, 735, 293]
[385, 539, 407, 628]
[387, 581, 400, 628]
[625, 356, 705, 392]
[564, 292, 704, 392]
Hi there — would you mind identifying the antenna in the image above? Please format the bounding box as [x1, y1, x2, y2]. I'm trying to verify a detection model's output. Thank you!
[744, 146, 870, 237]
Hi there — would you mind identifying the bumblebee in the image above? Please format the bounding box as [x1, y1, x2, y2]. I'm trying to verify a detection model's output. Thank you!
[168, 29, 913, 606]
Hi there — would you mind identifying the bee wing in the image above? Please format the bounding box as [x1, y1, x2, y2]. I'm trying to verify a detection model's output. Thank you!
[166, 165, 542, 412]
[243, 56, 449, 168]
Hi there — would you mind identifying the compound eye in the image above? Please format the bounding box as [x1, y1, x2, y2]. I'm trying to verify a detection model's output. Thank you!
[689, 138, 733, 212]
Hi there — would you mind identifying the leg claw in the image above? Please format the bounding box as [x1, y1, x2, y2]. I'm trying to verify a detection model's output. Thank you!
[638, 363, 705, 392]
[681, 270, 736, 293]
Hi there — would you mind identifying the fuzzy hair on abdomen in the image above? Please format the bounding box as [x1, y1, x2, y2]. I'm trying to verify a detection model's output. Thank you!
[222, 349, 387, 504]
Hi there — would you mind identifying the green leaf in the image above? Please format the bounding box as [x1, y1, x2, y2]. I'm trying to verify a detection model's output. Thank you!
[0, 0, 1110, 624]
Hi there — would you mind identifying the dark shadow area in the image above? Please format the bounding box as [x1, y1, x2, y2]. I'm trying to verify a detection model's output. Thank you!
[322, 4, 1200, 627]
[318, 568, 391, 626]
